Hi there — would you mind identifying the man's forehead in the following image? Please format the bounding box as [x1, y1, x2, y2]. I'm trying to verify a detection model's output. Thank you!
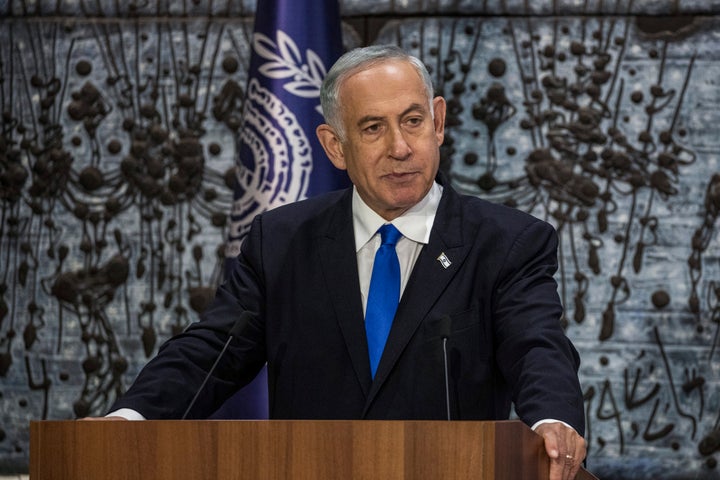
[340, 64, 426, 105]
[342, 59, 422, 90]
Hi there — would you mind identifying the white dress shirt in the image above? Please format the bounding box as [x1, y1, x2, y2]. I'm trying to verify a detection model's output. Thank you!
[353, 182, 442, 315]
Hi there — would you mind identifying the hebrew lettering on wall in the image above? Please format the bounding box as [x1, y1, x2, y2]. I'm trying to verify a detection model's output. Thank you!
[1, 1, 720, 478]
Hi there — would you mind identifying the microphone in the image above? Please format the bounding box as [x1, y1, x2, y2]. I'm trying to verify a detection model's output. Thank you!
[438, 314, 452, 421]
[181, 311, 253, 419]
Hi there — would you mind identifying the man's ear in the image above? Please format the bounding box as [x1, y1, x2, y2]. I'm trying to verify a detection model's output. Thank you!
[432, 96, 447, 146]
[316, 124, 347, 170]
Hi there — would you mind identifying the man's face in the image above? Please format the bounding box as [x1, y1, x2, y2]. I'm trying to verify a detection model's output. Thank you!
[317, 60, 446, 220]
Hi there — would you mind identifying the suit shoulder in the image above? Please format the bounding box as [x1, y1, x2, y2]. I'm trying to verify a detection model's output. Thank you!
[458, 193, 554, 234]
[257, 189, 349, 226]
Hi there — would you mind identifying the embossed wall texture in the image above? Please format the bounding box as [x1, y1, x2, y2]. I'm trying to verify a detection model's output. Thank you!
[1, 1, 720, 478]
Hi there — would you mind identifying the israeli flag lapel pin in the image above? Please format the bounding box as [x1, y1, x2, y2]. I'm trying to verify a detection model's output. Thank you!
[437, 252, 452, 269]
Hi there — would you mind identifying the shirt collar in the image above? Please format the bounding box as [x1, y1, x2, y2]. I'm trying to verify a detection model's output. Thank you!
[353, 181, 443, 252]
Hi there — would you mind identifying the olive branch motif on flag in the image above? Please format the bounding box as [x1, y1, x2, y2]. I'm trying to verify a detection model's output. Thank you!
[252, 30, 328, 114]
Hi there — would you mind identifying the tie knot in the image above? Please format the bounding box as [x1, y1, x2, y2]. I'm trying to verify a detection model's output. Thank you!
[378, 224, 402, 247]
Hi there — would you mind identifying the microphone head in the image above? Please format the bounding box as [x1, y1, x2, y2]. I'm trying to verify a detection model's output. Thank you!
[228, 311, 254, 338]
[438, 314, 452, 340]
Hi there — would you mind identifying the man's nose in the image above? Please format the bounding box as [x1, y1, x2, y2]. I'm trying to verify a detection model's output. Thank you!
[387, 127, 412, 160]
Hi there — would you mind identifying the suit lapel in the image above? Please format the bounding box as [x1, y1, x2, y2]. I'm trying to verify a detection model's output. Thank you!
[317, 190, 373, 397]
[363, 186, 472, 413]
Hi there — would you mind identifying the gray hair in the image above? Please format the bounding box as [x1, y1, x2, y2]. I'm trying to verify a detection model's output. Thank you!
[319, 45, 435, 142]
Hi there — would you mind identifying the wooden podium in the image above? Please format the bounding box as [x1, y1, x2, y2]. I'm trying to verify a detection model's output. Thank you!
[30, 419, 597, 479]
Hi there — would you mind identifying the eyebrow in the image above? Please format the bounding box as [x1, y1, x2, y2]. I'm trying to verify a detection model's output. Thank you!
[356, 103, 427, 128]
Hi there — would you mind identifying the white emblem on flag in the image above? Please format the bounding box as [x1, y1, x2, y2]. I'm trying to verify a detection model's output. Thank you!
[253, 30, 327, 114]
[226, 78, 312, 257]
[226, 30, 331, 258]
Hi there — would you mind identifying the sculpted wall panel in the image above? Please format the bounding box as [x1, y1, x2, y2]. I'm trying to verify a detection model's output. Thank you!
[376, 15, 720, 478]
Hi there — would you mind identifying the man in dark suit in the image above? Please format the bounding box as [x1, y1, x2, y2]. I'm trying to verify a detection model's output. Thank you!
[105, 45, 586, 479]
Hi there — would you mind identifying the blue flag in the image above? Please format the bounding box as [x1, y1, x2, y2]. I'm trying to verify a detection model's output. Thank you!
[227, 0, 348, 257]
[216, 0, 347, 419]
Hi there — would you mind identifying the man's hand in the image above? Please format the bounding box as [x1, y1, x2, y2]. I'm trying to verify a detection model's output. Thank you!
[535, 421, 586, 480]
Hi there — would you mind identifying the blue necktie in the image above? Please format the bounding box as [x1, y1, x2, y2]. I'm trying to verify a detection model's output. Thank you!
[365, 224, 402, 378]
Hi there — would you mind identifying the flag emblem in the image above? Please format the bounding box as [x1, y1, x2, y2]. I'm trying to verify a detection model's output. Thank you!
[226, 0, 348, 257]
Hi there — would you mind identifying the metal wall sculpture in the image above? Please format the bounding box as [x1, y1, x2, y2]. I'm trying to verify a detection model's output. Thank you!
[376, 10, 719, 479]
[1, 1, 719, 478]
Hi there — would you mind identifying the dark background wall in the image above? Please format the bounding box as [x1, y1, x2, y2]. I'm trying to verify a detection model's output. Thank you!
[1, 1, 719, 478]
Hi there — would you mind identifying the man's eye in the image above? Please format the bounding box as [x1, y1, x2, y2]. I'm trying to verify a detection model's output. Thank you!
[405, 117, 423, 127]
[364, 124, 381, 133]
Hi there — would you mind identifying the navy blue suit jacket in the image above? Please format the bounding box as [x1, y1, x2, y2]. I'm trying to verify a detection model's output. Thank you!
[111, 181, 585, 434]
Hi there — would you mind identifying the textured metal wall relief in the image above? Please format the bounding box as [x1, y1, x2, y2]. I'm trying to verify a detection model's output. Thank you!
[2, 2, 720, 479]
[0, 1, 257, 17]
[0, 16, 257, 472]
[2, 0, 720, 17]
[377, 12, 720, 479]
